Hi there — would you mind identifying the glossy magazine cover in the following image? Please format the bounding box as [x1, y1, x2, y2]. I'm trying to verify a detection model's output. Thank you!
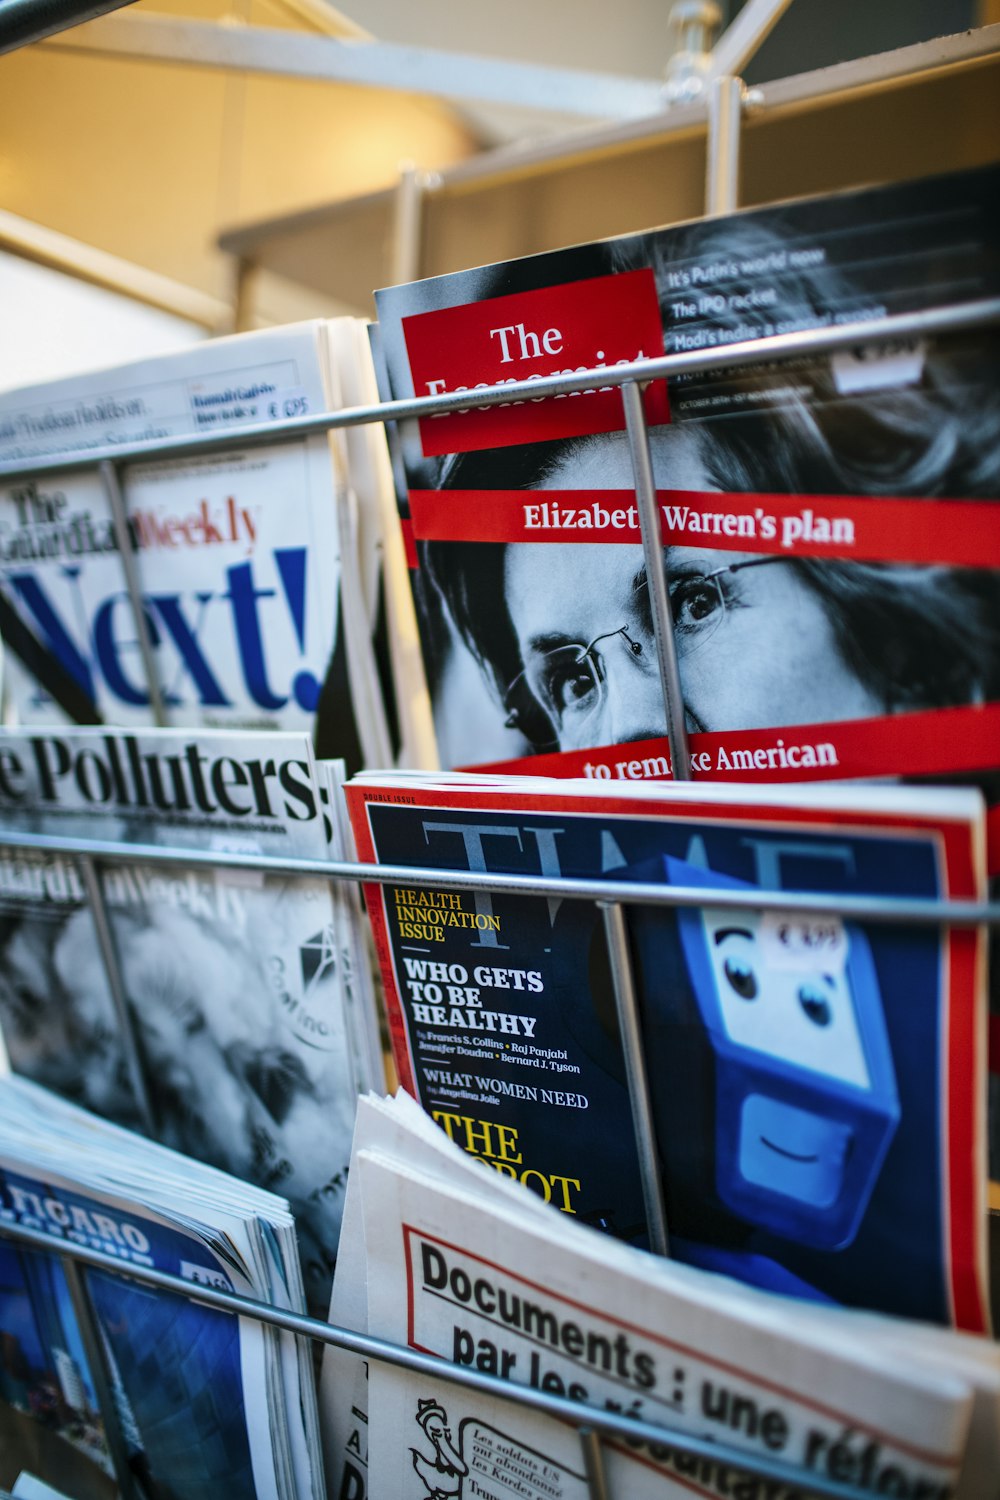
[374, 164, 1000, 787]
[347, 776, 988, 1330]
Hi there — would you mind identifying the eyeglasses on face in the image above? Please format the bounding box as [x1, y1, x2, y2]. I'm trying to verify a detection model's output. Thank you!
[503, 555, 790, 750]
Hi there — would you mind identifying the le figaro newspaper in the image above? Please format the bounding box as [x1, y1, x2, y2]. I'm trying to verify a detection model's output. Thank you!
[346, 772, 989, 1332]
[0, 726, 377, 1312]
[0, 1075, 323, 1500]
[372, 163, 1000, 786]
[0, 321, 389, 767]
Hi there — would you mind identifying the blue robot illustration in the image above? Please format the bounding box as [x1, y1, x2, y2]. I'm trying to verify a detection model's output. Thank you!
[622, 855, 901, 1253]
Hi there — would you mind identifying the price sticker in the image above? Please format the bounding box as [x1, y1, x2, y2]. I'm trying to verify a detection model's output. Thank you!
[759, 911, 848, 975]
[266, 387, 311, 421]
[832, 338, 925, 395]
[181, 1260, 234, 1291]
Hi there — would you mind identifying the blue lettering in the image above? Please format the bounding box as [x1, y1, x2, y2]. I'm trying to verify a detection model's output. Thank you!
[149, 594, 231, 707]
[224, 559, 287, 711]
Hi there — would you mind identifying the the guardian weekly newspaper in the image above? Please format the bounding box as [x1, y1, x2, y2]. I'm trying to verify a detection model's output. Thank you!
[0, 727, 375, 1310]
[345, 772, 989, 1331]
[0, 321, 384, 768]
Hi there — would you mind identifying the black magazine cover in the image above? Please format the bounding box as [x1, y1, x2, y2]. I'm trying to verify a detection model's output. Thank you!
[374, 163, 1000, 783]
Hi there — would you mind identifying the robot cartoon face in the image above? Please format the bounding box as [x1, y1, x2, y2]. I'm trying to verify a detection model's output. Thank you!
[675, 899, 900, 1247]
[702, 909, 870, 1090]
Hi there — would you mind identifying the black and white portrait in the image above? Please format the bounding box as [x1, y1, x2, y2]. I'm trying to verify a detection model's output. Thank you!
[376, 175, 1000, 768]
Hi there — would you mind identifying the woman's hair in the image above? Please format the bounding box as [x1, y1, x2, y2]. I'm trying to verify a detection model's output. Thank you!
[418, 212, 1000, 735]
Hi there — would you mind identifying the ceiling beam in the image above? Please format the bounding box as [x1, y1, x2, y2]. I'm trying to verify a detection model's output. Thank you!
[45, 11, 669, 119]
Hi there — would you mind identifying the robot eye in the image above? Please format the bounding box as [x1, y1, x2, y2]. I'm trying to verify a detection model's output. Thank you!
[723, 955, 757, 1000]
[798, 983, 832, 1026]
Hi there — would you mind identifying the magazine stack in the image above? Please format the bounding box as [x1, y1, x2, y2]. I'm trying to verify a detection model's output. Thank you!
[0, 1075, 324, 1498]
[0, 319, 407, 772]
[0, 726, 381, 1313]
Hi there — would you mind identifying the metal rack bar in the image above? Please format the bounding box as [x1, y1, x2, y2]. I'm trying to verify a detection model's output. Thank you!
[3, 828, 996, 928]
[0, 0, 136, 56]
[2, 297, 997, 481]
[599, 899, 671, 1255]
[621, 379, 692, 780]
[78, 854, 158, 1137]
[60, 1250, 143, 1500]
[99, 458, 167, 727]
[0, 1217, 885, 1500]
[705, 73, 743, 214]
[578, 1426, 611, 1500]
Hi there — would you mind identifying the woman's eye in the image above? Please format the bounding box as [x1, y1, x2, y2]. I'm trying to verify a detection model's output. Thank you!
[798, 984, 832, 1026]
[723, 955, 757, 1000]
[670, 576, 723, 629]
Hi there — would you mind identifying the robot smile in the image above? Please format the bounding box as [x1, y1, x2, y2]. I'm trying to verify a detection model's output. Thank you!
[760, 1137, 819, 1164]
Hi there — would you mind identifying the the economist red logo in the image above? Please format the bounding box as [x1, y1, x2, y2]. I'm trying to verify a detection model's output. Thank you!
[402, 269, 670, 457]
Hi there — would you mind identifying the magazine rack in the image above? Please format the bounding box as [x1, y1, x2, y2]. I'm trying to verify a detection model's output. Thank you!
[1, 299, 999, 1500]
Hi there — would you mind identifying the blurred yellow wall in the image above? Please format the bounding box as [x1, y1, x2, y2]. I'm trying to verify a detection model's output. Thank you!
[0, 0, 479, 308]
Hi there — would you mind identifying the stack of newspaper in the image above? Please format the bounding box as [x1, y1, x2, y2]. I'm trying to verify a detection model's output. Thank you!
[0, 1074, 324, 1499]
[0, 725, 382, 1312]
[0, 317, 422, 772]
[322, 1091, 1000, 1500]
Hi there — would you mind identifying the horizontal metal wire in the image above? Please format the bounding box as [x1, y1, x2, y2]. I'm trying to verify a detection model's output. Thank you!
[0, 1216, 884, 1500]
[0, 297, 997, 479]
[0, 825, 996, 925]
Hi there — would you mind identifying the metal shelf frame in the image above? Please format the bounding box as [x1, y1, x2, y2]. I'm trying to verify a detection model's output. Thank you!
[0, 819, 995, 1500]
[1, 292, 999, 1498]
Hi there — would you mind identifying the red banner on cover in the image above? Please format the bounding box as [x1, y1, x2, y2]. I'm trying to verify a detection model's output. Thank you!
[408, 488, 1000, 567]
[402, 270, 669, 458]
[467, 700, 1000, 785]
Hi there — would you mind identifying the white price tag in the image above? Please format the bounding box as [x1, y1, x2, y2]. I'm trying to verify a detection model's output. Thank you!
[832, 338, 925, 395]
[759, 911, 848, 975]
[264, 387, 311, 422]
[180, 1260, 234, 1291]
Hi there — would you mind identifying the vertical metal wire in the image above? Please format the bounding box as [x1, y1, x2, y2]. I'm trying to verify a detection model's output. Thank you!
[391, 164, 427, 287]
[706, 74, 743, 215]
[620, 381, 692, 780]
[79, 854, 158, 1137]
[579, 1425, 611, 1500]
[99, 458, 167, 727]
[599, 900, 670, 1256]
[61, 1252, 143, 1500]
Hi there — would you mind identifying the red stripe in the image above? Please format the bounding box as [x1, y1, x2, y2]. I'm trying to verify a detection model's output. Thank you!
[944, 928, 988, 1331]
[400, 517, 419, 571]
[467, 701, 1000, 785]
[409, 487, 1000, 567]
